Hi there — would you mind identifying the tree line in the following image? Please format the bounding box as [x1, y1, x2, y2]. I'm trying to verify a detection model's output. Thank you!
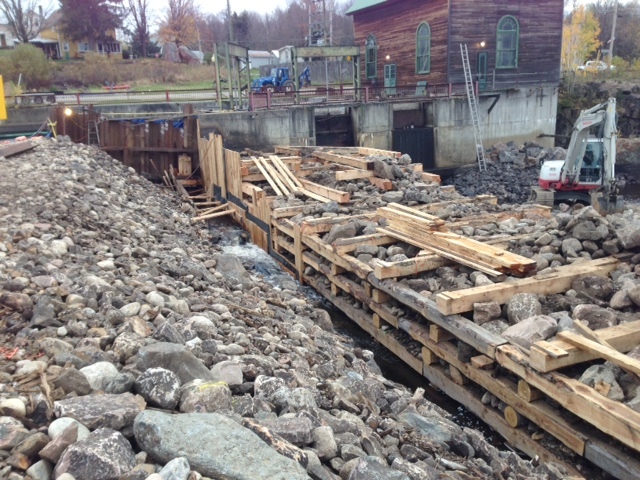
[0, 0, 355, 59]
[562, 0, 640, 69]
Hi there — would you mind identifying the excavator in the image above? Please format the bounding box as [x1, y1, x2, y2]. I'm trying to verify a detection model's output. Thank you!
[529, 97, 624, 214]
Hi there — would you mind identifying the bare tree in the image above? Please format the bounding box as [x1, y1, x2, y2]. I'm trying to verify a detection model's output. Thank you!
[126, 0, 152, 57]
[158, 0, 200, 48]
[0, 0, 52, 43]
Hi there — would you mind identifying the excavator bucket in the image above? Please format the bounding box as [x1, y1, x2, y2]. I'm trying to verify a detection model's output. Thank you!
[593, 191, 625, 215]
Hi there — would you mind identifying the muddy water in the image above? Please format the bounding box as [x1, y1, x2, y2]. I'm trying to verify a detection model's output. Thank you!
[214, 222, 506, 448]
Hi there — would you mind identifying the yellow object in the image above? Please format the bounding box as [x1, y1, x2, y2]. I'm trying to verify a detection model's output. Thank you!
[0, 76, 7, 121]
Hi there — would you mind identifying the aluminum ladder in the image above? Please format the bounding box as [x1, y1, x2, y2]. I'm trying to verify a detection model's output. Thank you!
[460, 43, 487, 171]
[87, 120, 100, 147]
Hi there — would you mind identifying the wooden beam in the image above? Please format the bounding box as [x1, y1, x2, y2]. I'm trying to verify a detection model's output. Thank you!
[335, 169, 375, 181]
[368, 275, 507, 358]
[529, 320, 640, 372]
[252, 156, 283, 196]
[435, 257, 620, 315]
[518, 380, 544, 403]
[558, 331, 640, 377]
[357, 146, 401, 158]
[368, 176, 393, 190]
[312, 151, 373, 170]
[332, 233, 395, 255]
[0, 140, 34, 157]
[420, 172, 441, 184]
[299, 179, 350, 203]
[497, 344, 640, 454]
[191, 209, 233, 223]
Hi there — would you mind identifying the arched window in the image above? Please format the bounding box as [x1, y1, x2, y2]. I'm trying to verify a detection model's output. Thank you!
[496, 15, 519, 68]
[365, 34, 377, 79]
[416, 22, 431, 74]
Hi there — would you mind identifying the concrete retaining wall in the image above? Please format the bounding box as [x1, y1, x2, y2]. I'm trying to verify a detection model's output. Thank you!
[0, 88, 557, 167]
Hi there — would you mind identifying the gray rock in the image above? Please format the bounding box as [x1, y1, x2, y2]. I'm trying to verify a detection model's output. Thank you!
[579, 365, 624, 401]
[53, 368, 92, 396]
[628, 285, 640, 307]
[12, 431, 49, 457]
[502, 315, 557, 350]
[347, 456, 410, 480]
[210, 360, 243, 387]
[382, 191, 404, 203]
[54, 428, 136, 480]
[473, 302, 501, 325]
[80, 361, 119, 391]
[325, 223, 357, 245]
[561, 238, 583, 257]
[39, 423, 79, 463]
[106, 371, 136, 394]
[271, 387, 317, 411]
[617, 218, 640, 249]
[153, 321, 186, 344]
[0, 416, 29, 450]
[47, 417, 89, 441]
[610, 289, 634, 310]
[26, 460, 53, 480]
[179, 379, 232, 413]
[216, 254, 255, 289]
[136, 343, 215, 384]
[134, 410, 309, 479]
[397, 411, 452, 445]
[158, 457, 190, 480]
[259, 417, 314, 445]
[506, 293, 541, 324]
[572, 275, 614, 301]
[373, 160, 396, 180]
[313, 426, 338, 460]
[572, 304, 618, 330]
[134, 368, 181, 410]
[38, 337, 73, 356]
[53, 393, 145, 430]
[572, 221, 608, 241]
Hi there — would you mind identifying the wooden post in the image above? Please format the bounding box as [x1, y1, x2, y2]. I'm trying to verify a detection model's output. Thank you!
[294, 223, 304, 286]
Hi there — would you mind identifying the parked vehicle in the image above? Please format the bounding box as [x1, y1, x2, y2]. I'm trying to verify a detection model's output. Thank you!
[577, 60, 616, 72]
[251, 66, 311, 93]
[530, 98, 623, 214]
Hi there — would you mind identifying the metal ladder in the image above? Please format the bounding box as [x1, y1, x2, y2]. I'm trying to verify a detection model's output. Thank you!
[87, 120, 100, 146]
[460, 44, 487, 171]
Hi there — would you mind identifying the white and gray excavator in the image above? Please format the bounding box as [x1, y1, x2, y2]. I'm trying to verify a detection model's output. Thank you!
[530, 97, 624, 214]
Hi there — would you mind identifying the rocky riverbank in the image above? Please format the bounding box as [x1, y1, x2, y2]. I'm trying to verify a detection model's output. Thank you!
[0, 139, 572, 480]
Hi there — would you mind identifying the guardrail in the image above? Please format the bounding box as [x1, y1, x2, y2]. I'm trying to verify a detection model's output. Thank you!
[248, 82, 473, 110]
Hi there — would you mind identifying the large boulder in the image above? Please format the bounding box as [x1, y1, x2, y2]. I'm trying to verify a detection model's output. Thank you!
[502, 315, 557, 350]
[346, 456, 410, 480]
[136, 343, 215, 384]
[134, 410, 309, 480]
[572, 304, 618, 330]
[54, 428, 136, 480]
[53, 393, 145, 430]
[506, 293, 542, 324]
[216, 254, 255, 289]
[572, 275, 614, 301]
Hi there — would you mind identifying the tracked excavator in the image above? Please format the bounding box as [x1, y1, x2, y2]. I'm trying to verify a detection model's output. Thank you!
[529, 97, 624, 214]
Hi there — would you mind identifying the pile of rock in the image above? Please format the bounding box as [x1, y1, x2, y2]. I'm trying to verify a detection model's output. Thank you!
[0, 139, 568, 480]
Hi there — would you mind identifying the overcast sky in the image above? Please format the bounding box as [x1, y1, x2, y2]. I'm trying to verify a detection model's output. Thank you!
[200, 0, 294, 17]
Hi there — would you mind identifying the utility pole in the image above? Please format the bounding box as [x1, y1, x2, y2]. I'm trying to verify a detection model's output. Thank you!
[608, 0, 618, 67]
[227, 0, 234, 42]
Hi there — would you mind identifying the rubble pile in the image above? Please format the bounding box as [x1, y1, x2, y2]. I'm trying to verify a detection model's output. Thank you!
[0, 139, 570, 480]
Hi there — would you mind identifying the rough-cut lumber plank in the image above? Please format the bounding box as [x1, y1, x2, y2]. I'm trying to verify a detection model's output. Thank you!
[0, 140, 35, 157]
[303, 235, 373, 280]
[558, 331, 640, 377]
[272, 205, 308, 219]
[497, 344, 640, 453]
[416, 195, 498, 212]
[368, 275, 507, 358]
[378, 203, 446, 227]
[252, 156, 283, 196]
[268, 156, 298, 192]
[449, 365, 468, 385]
[293, 223, 304, 286]
[299, 179, 350, 203]
[299, 189, 332, 203]
[378, 227, 506, 278]
[270, 155, 304, 190]
[584, 439, 640, 480]
[435, 257, 620, 315]
[332, 233, 395, 255]
[274, 146, 303, 156]
[257, 157, 291, 195]
[422, 346, 438, 365]
[357, 146, 401, 158]
[312, 151, 373, 170]
[300, 214, 374, 235]
[430, 324, 455, 342]
[423, 337, 588, 456]
[420, 172, 441, 183]
[530, 320, 640, 372]
[335, 169, 375, 181]
[421, 360, 584, 475]
[369, 302, 398, 328]
[471, 355, 494, 370]
[368, 176, 393, 190]
[191, 209, 233, 223]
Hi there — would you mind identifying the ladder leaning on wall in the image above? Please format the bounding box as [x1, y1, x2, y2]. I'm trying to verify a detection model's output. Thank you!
[460, 43, 487, 172]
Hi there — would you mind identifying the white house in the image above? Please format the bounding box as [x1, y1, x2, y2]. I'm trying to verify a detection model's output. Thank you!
[248, 50, 274, 69]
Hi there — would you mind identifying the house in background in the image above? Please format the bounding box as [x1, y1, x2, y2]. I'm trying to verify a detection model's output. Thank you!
[0, 24, 19, 49]
[345, 0, 564, 168]
[29, 9, 122, 59]
[248, 50, 275, 69]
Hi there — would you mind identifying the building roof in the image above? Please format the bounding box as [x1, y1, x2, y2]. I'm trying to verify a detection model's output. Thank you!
[248, 50, 273, 58]
[346, 0, 387, 15]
